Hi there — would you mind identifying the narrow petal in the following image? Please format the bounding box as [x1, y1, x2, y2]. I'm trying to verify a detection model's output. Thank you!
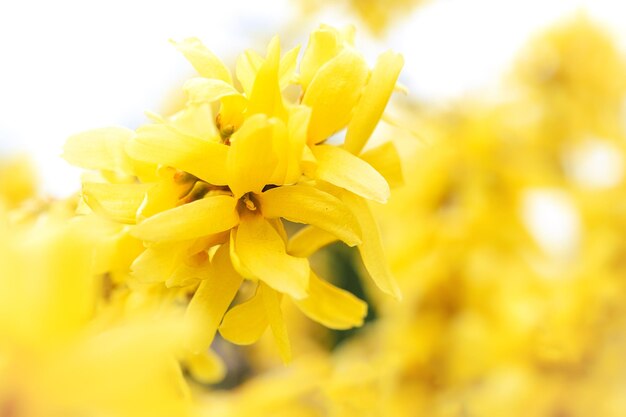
[360, 141, 404, 188]
[235, 49, 264, 97]
[247, 36, 286, 120]
[184, 244, 243, 353]
[169, 103, 218, 140]
[183, 77, 245, 106]
[302, 49, 369, 144]
[294, 271, 367, 330]
[344, 51, 404, 154]
[132, 195, 239, 242]
[171, 38, 233, 84]
[284, 105, 311, 184]
[287, 226, 338, 258]
[311, 144, 390, 203]
[299, 26, 342, 91]
[82, 182, 151, 224]
[258, 184, 361, 247]
[131, 241, 194, 283]
[219, 285, 268, 345]
[278, 45, 301, 90]
[127, 124, 229, 185]
[227, 115, 278, 198]
[235, 213, 309, 299]
[63, 127, 134, 174]
[342, 192, 401, 300]
[184, 350, 226, 384]
[261, 283, 291, 363]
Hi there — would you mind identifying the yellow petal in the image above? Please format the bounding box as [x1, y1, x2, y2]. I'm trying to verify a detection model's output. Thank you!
[258, 185, 361, 247]
[169, 103, 218, 140]
[184, 349, 226, 384]
[219, 284, 268, 345]
[299, 26, 343, 90]
[227, 115, 278, 198]
[287, 226, 338, 258]
[247, 36, 286, 120]
[278, 45, 300, 90]
[344, 51, 404, 154]
[294, 271, 367, 330]
[132, 195, 239, 242]
[127, 124, 229, 185]
[311, 144, 390, 203]
[131, 241, 194, 283]
[284, 105, 311, 184]
[261, 283, 291, 363]
[235, 213, 309, 299]
[360, 141, 404, 188]
[82, 182, 151, 224]
[184, 244, 243, 353]
[63, 127, 134, 174]
[342, 192, 401, 300]
[183, 77, 245, 106]
[235, 49, 264, 97]
[302, 49, 368, 144]
[172, 37, 233, 84]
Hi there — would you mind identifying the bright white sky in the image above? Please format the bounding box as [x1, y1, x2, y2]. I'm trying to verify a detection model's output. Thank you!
[0, 0, 625, 196]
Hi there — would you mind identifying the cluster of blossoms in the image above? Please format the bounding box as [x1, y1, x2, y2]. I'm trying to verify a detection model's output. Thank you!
[63, 25, 403, 363]
[191, 16, 626, 417]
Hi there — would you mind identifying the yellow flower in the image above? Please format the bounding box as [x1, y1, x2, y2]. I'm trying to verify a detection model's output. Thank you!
[0, 213, 192, 417]
[64, 25, 404, 363]
[0, 155, 37, 209]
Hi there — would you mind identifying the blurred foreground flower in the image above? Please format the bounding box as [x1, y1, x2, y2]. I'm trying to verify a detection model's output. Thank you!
[0, 211, 192, 417]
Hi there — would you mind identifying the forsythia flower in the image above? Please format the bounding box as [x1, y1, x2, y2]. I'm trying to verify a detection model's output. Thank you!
[0, 213, 192, 417]
[63, 25, 404, 362]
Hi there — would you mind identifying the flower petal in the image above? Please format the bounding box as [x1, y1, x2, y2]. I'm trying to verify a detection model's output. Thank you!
[235, 49, 264, 97]
[360, 141, 404, 188]
[184, 244, 243, 353]
[219, 284, 268, 345]
[279, 45, 300, 90]
[258, 184, 361, 247]
[183, 77, 245, 106]
[235, 213, 309, 299]
[82, 182, 151, 224]
[299, 25, 343, 91]
[342, 192, 401, 300]
[132, 195, 239, 242]
[171, 38, 233, 84]
[302, 49, 369, 144]
[127, 124, 229, 185]
[184, 349, 226, 384]
[287, 226, 338, 258]
[310, 144, 390, 203]
[131, 241, 194, 283]
[63, 127, 134, 174]
[344, 51, 404, 154]
[294, 271, 367, 330]
[260, 283, 291, 363]
[247, 36, 286, 120]
[227, 115, 278, 198]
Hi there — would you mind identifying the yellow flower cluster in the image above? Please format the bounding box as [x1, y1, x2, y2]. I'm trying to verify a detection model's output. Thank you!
[193, 16, 626, 417]
[63, 25, 403, 363]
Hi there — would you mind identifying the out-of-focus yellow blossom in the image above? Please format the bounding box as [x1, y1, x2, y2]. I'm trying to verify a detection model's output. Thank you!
[299, 0, 427, 35]
[0, 211, 192, 417]
[0, 155, 37, 209]
[63, 25, 404, 363]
